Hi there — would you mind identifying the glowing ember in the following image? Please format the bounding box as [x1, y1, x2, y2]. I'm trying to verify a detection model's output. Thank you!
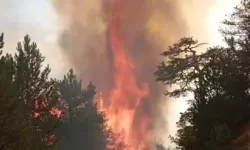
[96, 92, 105, 113]
[34, 99, 62, 118]
[107, 0, 149, 149]
[50, 108, 62, 118]
[45, 134, 56, 146]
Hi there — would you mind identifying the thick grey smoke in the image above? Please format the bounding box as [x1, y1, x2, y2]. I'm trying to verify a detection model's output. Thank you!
[51, 0, 217, 148]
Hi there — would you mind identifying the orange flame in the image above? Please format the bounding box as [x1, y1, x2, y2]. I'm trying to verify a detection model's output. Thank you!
[96, 92, 105, 113]
[34, 98, 62, 118]
[50, 107, 62, 118]
[107, 0, 149, 149]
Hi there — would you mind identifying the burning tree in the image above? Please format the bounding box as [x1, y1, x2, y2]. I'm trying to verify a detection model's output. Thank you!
[0, 33, 129, 150]
[96, 93, 129, 150]
[0, 34, 61, 150]
[55, 69, 130, 150]
[14, 35, 61, 149]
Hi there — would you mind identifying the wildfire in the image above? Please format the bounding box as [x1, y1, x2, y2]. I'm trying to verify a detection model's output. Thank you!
[96, 92, 105, 113]
[107, 0, 149, 149]
[50, 107, 62, 118]
[34, 98, 62, 118]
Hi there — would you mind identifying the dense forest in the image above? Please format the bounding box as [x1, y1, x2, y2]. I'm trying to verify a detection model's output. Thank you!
[1, 0, 250, 150]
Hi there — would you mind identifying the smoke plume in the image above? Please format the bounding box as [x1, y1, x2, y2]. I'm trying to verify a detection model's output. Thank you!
[51, 0, 217, 148]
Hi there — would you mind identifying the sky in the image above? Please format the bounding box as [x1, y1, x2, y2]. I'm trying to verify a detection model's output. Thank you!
[0, 0, 68, 78]
[206, 0, 240, 45]
[0, 0, 240, 77]
[0, 0, 241, 146]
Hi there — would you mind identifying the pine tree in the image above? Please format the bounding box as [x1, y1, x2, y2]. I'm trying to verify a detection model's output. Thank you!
[56, 69, 107, 150]
[0, 54, 20, 149]
[13, 35, 60, 149]
[0, 33, 20, 149]
[155, 36, 250, 149]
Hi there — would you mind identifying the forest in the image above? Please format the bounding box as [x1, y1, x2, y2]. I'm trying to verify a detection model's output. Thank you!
[1, 0, 250, 150]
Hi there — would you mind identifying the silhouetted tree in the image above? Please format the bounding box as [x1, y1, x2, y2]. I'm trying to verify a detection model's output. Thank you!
[0, 33, 21, 149]
[56, 69, 108, 150]
[14, 35, 61, 149]
[155, 4, 250, 147]
[0, 34, 61, 150]
[0, 33, 127, 150]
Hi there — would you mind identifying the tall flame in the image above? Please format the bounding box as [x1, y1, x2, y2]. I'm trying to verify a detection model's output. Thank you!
[108, 0, 149, 149]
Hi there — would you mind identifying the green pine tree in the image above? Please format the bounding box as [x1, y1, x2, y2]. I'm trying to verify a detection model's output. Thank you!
[56, 69, 107, 150]
[13, 35, 60, 150]
[0, 33, 21, 149]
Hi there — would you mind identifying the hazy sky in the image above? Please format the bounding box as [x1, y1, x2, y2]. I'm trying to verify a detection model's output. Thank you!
[0, 0, 67, 78]
[0, 0, 240, 78]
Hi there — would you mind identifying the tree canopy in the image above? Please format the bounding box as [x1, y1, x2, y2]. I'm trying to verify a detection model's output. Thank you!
[0, 34, 124, 150]
[155, 0, 250, 149]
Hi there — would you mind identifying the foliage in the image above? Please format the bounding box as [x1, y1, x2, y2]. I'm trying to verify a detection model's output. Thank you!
[0, 34, 61, 150]
[56, 69, 111, 150]
[205, 123, 232, 150]
[0, 33, 126, 150]
[0, 33, 21, 149]
[155, 0, 250, 149]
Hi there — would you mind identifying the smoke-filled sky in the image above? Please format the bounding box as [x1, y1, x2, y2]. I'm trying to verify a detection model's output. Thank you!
[0, 0, 239, 76]
[0, 0, 240, 148]
[0, 0, 68, 78]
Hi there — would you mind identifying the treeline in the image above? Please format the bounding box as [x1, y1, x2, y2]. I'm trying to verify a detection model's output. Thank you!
[155, 0, 250, 149]
[0, 34, 127, 150]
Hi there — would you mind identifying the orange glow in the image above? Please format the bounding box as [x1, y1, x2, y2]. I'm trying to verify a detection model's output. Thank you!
[45, 134, 56, 146]
[107, 0, 149, 149]
[50, 107, 62, 118]
[33, 98, 62, 118]
[96, 92, 105, 113]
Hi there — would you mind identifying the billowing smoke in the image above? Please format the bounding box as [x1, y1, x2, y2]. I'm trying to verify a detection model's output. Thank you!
[51, 0, 216, 148]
